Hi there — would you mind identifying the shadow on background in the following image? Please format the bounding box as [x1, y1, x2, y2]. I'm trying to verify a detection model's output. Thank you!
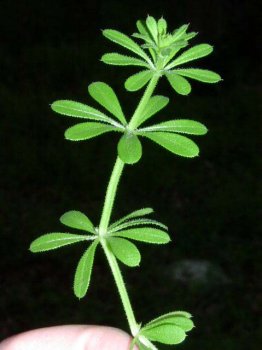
[0, 0, 260, 349]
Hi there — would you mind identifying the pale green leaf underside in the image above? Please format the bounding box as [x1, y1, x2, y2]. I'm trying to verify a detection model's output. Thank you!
[88, 82, 126, 125]
[173, 68, 222, 83]
[108, 218, 168, 233]
[109, 208, 154, 230]
[74, 241, 98, 299]
[167, 44, 213, 69]
[103, 29, 150, 62]
[141, 324, 186, 345]
[109, 237, 141, 267]
[165, 73, 191, 95]
[117, 133, 142, 164]
[143, 131, 199, 158]
[60, 210, 95, 233]
[51, 100, 117, 126]
[138, 119, 208, 135]
[65, 122, 117, 141]
[112, 227, 170, 244]
[101, 53, 149, 68]
[137, 95, 169, 127]
[145, 314, 194, 332]
[29, 233, 94, 253]
[125, 70, 153, 91]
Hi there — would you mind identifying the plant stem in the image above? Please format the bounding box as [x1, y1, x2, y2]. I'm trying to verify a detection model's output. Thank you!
[98, 76, 160, 337]
[128, 74, 160, 130]
[99, 156, 124, 235]
[101, 238, 139, 336]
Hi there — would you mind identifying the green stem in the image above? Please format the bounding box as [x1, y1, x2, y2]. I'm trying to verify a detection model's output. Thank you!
[128, 74, 160, 130]
[101, 238, 139, 336]
[98, 76, 160, 337]
[98, 156, 139, 335]
[99, 156, 124, 235]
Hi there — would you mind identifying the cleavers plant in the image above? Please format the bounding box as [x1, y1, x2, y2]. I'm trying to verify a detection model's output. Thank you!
[30, 16, 221, 350]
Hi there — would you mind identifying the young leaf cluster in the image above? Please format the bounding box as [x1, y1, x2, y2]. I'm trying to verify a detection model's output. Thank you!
[133, 311, 194, 349]
[30, 208, 169, 298]
[102, 15, 222, 94]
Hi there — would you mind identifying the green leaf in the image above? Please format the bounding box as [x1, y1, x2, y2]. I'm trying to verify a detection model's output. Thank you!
[109, 218, 168, 233]
[146, 16, 158, 43]
[125, 70, 154, 91]
[141, 324, 186, 345]
[30, 233, 94, 253]
[113, 227, 170, 244]
[136, 95, 169, 127]
[173, 68, 222, 83]
[101, 53, 149, 68]
[108, 237, 141, 267]
[103, 29, 150, 62]
[157, 18, 167, 35]
[65, 122, 117, 141]
[51, 100, 118, 126]
[165, 73, 191, 95]
[138, 119, 208, 135]
[172, 24, 189, 41]
[143, 131, 199, 158]
[117, 133, 142, 164]
[135, 20, 157, 62]
[74, 241, 98, 299]
[144, 312, 194, 332]
[88, 82, 126, 125]
[167, 44, 213, 69]
[136, 20, 150, 36]
[60, 210, 95, 233]
[109, 208, 154, 230]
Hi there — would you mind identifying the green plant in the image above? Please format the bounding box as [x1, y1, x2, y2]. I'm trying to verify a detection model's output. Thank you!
[30, 16, 221, 349]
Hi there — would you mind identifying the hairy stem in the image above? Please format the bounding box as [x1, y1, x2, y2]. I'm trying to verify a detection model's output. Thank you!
[101, 238, 139, 336]
[128, 74, 160, 130]
[99, 156, 124, 235]
[98, 76, 160, 337]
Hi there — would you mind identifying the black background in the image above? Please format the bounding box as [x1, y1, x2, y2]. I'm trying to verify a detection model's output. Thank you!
[0, 0, 261, 349]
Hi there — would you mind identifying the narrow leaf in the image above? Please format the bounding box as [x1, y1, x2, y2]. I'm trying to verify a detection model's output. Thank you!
[125, 70, 153, 91]
[165, 73, 191, 95]
[88, 82, 126, 125]
[172, 24, 189, 41]
[109, 208, 154, 230]
[173, 68, 222, 83]
[109, 218, 168, 233]
[109, 237, 141, 267]
[117, 133, 142, 164]
[143, 131, 199, 158]
[136, 95, 169, 127]
[141, 324, 186, 345]
[51, 100, 118, 126]
[167, 44, 213, 69]
[30, 233, 94, 253]
[65, 122, 117, 141]
[146, 16, 158, 43]
[157, 18, 167, 35]
[103, 29, 150, 61]
[74, 241, 98, 299]
[101, 53, 149, 68]
[60, 210, 95, 233]
[138, 119, 208, 135]
[113, 227, 170, 244]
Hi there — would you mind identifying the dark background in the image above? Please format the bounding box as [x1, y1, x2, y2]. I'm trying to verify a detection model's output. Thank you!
[0, 0, 261, 349]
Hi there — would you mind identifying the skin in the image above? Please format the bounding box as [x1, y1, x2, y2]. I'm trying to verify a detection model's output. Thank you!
[0, 326, 139, 350]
